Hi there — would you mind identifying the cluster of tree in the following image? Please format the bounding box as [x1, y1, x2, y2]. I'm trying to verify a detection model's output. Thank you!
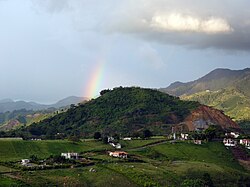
[181, 173, 214, 187]
[189, 125, 225, 141]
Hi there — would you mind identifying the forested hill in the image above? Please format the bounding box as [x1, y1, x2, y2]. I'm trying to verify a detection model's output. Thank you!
[19, 87, 200, 138]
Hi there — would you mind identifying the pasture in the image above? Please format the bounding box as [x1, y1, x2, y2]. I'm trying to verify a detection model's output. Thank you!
[0, 138, 249, 186]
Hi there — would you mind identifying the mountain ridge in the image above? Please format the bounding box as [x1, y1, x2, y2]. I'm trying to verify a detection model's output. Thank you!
[161, 68, 250, 123]
[0, 96, 89, 113]
[161, 68, 250, 97]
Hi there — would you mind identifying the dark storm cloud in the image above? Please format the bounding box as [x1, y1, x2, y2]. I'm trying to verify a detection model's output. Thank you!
[101, 0, 250, 51]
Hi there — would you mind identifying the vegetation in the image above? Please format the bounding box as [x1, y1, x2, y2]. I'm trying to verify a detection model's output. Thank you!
[162, 68, 250, 128]
[6, 87, 199, 139]
[142, 129, 152, 139]
[0, 139, 110, 162]
[94, 132, 101, 140]
[0, 109, 56, 131]
[0, 139, 249, 186]
[182, 87, 250, 123]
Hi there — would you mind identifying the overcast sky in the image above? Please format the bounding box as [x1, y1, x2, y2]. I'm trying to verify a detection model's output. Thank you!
[0, 0, 250, 103]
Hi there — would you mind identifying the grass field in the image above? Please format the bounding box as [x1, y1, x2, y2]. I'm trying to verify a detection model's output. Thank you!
[131, 141, 242, 169]
[0, 139, 111, 162]
[0, 139, 249, 186]
[0, 138, 167, 162]
[0, 175, 28, 187]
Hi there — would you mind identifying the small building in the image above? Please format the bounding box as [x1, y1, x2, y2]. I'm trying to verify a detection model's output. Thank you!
[123, 137, 132, 141]
[223, 138, 237, 147]
[108, 136, 114, 143]
[240, 139, 250, 148]
[181, 133, 189, 140]
[109, 143, 121, 149]
[21, 159, 30, 166]
[31, 138, 42, 141]
[115, 143, 121, 149]
[193, 140, 202, 145]
[225, 132, 240, 139]
[109, 151, 128, 158]
[61, 153, 79, 160]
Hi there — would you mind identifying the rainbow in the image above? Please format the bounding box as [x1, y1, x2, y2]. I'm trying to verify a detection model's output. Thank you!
[84, 59, 106, 98]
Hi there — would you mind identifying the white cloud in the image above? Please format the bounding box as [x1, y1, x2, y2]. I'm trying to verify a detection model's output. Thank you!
[150, 13, 233, 34]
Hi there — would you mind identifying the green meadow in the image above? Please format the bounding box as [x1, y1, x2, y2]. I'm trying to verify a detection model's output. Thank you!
[0, 139, 110, 162]
[0, 138, 249, 187]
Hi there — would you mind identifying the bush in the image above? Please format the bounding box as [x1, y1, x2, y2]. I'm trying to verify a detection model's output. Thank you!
[94, 132, 101, 140]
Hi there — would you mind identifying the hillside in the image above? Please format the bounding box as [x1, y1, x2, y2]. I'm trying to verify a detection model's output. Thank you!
[12, 87, 239, 139]
[161, 68, 250, 97]
[0, 96, 89, 131]
[0, 109, 56, 131]
[161, 68, 250, 123]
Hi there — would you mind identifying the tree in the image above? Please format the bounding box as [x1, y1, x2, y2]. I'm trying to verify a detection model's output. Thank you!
[68, 135, 80, 142]
[94, 132, 101, 140]
[102, 136, 109, 144]
[100, 89, 111, 96]
[204, 126, 217, 141]
[113, 133, 120, 141]
[203, 173, 214, 187]
[142, 129, 152, 139]
[181, 179, 204, 187]
[30, 155, 38, 162]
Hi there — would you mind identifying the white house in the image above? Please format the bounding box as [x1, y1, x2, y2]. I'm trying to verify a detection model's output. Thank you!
[108, 136, 114, 143]
[240, 139, 250, 148]
[225, 132, 240, 138]
[123, 137, 132, 141]
[193, 140, 202, 145]
[109, 151, 128, 158]
[181, 133, 189, 140]
[115, 143, 121, 149]
[21, 159, 30, 166]
[223, 138, 237, 147]
[110, 142, 121, 149]
[61, 153, 79, 159]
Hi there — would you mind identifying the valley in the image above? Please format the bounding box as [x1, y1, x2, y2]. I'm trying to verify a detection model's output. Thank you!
[0, 137, 249, 186]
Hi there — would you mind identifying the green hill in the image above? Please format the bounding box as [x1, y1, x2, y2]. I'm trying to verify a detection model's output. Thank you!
[0, 109, 57, 131]
[182, 87, 250, 121]
[161, 68, 250, 97]
[18, 87, 200, 138]
[161, 68, 250, 127]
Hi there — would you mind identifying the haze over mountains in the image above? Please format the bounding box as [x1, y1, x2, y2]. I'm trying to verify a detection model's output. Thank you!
[0, 96, 88, 113]
[161, 68, 250, 122]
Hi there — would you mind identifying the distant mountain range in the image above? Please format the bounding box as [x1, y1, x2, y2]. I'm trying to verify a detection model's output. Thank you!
[0, 96, 89, 113]
[160, 68, 250, 122]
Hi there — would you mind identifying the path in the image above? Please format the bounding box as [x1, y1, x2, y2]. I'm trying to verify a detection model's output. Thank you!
[127, 139, 169, 151]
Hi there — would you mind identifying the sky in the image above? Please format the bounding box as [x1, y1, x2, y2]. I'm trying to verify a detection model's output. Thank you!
[0, 0, 250, 103]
